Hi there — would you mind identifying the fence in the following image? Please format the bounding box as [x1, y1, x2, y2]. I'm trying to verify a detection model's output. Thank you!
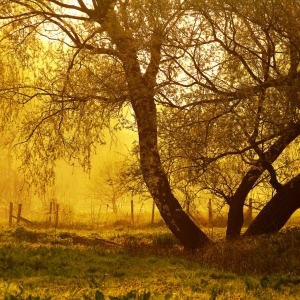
[48, 201, 59, 228]
[7, 200, 155, 228]
[7, 199, 253, 228]
[8, 201, 59, 228]
[8, 202, 35, 227]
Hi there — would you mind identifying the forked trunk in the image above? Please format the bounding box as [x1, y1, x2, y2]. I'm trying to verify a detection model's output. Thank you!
[226, 168, 263, 238]
[244, 173, 300, 236]
[226, 125, 300, 238]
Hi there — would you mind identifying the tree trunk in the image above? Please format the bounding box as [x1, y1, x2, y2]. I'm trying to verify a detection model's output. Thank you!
[244, 173, 300, 236]
[226, 124, 300, 238]
[131, 94, 211, 249]
[226, 168, 263, 238]
[103, 10, 211, 249]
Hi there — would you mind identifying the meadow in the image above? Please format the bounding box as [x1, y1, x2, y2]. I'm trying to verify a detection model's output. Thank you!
[0, 219, 300, 300]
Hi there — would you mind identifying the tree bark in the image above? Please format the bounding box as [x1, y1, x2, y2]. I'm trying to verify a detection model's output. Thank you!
[226, 123, 300, 238]
[226, 169, 262, 238]
[102, 9, 211, 249]
[132, 97, 211, 249]
[244, 173, 300, 236]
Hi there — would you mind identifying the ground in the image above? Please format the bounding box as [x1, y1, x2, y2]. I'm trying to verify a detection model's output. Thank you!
[0, 224, 300, 299]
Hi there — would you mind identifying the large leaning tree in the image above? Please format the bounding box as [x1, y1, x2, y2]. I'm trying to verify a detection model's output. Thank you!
[0, 0, 213, 249]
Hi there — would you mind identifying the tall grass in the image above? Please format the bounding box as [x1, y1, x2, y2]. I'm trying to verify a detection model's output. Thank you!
[200, 226, 300, 274]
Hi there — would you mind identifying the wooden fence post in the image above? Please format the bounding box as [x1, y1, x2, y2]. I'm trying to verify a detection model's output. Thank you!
[49, 201, 53, 225]
[17, 203, 22, 224]
[55, 203, 59, 228]
[9, 202, 13, 227]
[131, 199, 134, 223]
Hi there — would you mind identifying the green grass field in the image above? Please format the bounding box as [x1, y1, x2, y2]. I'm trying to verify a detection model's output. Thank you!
[0, 224, 300, 299]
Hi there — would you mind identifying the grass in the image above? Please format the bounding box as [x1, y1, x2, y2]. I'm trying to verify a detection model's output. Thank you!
[0, 225, 300, 299]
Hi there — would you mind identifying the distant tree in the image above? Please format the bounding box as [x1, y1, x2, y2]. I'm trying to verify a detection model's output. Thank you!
[87, 154, 128, 213]
[0, 136, 29, 212]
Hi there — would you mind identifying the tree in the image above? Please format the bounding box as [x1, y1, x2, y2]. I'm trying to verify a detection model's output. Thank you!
[0, 0, 211, 249]
[191, 0, 300, 238]
[87, 154, 128, 213]
[0, 132, 31, 218]
[1, 0, 300, 248]
[154, 0, 300, 238]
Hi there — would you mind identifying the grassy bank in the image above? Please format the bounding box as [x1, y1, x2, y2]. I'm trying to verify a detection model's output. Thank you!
[0, 226, 300, 299]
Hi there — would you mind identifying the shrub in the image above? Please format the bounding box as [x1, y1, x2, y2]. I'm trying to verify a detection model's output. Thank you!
[11, 226, 40, 243]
